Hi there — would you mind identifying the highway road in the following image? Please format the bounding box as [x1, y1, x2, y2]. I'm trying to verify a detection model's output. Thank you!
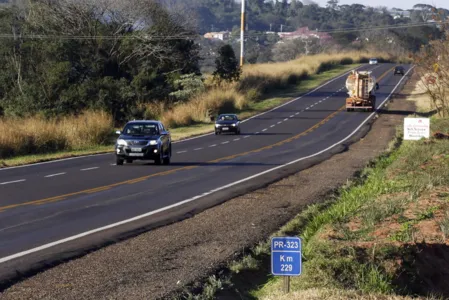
[0, 63, 413, 285]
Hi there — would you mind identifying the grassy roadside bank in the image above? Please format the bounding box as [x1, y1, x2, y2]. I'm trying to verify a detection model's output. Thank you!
[253, 120, 449, 300]
[0, 61, 363, 168]
[177, 77, 449, 300]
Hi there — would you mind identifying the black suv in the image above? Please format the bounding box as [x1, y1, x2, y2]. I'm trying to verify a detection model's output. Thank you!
[115, 120, 171, 165]
[394, 66, 405, 76]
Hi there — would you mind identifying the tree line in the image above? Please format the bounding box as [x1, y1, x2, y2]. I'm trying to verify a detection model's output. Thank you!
[192, 0, 446, 55]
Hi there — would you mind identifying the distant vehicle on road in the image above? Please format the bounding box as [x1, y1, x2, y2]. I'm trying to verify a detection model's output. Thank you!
[394, 66, 405, 76]
[369, 58, 378, 65]
[214, 114, 241, 135]
[115, 120, 171, 165]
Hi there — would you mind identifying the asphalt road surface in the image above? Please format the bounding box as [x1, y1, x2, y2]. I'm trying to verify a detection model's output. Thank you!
[0, 63, 413, 285]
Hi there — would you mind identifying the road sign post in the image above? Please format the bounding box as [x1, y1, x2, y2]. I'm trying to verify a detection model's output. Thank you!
[271, 236, 302, 294]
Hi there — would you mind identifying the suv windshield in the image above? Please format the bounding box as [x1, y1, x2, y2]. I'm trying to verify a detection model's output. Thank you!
[218, 115, 237, 121]
[122, 123, 159, 136]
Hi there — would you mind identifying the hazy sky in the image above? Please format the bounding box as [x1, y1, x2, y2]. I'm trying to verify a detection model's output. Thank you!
[311, 0, 449, 10]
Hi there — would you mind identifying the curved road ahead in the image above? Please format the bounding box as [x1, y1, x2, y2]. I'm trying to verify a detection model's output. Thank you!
[0, 63, 412, 284]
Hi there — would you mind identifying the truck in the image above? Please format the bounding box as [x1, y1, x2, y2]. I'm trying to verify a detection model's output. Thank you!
[345, 70, 378, 112]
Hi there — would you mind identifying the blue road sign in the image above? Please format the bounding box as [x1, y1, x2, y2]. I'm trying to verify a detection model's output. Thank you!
[271, 236, 302, 276]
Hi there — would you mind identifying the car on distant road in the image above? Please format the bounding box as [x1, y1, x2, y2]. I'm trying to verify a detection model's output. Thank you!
[369, 58, 378, 65]
[114, 120, 171, 165]
[394, 66, 405, 76]
[214, 114, 241, 135]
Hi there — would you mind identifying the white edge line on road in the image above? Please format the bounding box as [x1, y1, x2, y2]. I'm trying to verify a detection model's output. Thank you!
[44, 173, 66, 178]
[0, 179, 26, 185]
[0, 65, 365, 172]
[0, 66, 414, 265]
[80, 167, 99, 171]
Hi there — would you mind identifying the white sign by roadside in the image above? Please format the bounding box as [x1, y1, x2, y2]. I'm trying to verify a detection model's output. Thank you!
[404, 118, 430, 140]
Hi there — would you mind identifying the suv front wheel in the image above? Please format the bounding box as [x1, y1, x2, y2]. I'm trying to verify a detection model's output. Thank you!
[116, 157, 124, 165]
[163, 145, 171, 165]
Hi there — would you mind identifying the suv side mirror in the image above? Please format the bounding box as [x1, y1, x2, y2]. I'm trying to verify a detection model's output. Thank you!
[115, 130, 121, 135]
[376, 83, 379, 90]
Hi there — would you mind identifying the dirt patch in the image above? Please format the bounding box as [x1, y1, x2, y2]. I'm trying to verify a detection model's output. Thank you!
[0, 76, 417, 299]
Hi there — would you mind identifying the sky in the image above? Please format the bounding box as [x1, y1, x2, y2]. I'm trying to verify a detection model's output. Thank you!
[311, 0, 449, 10]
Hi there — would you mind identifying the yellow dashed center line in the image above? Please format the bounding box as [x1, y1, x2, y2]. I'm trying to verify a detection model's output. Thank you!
[0, 67, 394, 212]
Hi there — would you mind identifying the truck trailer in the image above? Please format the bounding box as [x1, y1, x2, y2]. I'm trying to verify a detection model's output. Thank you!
[345, 70, 378, 112]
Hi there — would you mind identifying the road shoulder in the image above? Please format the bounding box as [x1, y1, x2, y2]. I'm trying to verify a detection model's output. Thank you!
[0, 72, 415, 300]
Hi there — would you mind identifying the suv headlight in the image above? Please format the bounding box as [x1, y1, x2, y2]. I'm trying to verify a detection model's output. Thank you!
[117, 139, 127, 146]
[149, 140, 158, 145]
[232, 123, 236, 127]
[215, 124, 219, 128]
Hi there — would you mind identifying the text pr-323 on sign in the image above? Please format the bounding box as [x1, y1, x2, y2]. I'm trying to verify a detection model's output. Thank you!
[271, 236, 302, 276]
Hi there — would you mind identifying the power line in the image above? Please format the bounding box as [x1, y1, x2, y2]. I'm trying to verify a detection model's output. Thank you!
[0, 21, 444, 40]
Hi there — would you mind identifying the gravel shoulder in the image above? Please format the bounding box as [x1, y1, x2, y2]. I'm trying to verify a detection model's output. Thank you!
[0, 73, 416, 300]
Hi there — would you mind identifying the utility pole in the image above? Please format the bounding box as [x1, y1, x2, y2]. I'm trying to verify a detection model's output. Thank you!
[240, 0, 245, 67]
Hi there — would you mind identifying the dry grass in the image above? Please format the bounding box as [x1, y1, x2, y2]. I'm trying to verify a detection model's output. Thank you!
[0, 110, 113, 159]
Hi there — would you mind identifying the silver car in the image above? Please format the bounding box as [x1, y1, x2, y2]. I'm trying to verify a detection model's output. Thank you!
[115, 120, 172, 165]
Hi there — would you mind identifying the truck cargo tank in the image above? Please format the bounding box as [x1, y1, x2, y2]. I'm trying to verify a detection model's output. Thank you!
[345, 71, 376, 98]
[345, 70, 377, 112]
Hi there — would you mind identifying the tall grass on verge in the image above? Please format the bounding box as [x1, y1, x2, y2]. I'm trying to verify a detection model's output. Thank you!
[0, 111, 113, 159]
[162, 51, 398, 128]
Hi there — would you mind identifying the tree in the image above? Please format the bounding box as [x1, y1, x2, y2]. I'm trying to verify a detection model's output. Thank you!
[272, 37, 324, 62]
[212, 44, 241, 84]
[414, 20, 449, 117]
[169, 73, 205, 102]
